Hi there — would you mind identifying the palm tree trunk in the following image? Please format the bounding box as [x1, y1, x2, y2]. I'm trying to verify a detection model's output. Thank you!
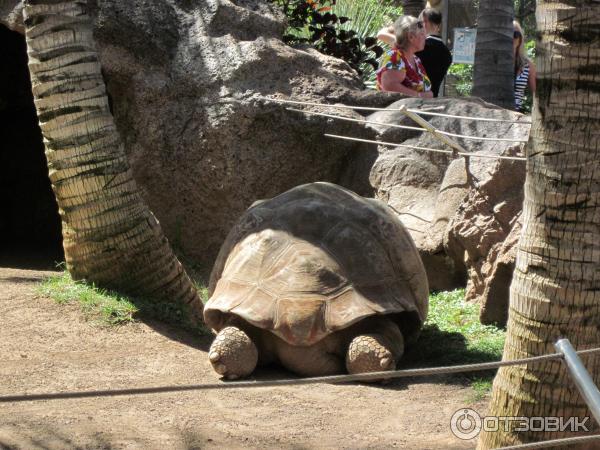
[478, 1, 600, 448]
[23, 0, 202, 319]
[471, 0, 514, 109]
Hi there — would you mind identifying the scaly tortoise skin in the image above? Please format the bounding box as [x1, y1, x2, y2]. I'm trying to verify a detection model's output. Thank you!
[204, 182, 428, 379]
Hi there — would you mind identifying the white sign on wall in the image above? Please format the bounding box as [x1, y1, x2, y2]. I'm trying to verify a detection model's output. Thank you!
[453, 28, 477, 64]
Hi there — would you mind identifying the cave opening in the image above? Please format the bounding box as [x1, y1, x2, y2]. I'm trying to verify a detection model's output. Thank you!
[0, 24, 64, 270]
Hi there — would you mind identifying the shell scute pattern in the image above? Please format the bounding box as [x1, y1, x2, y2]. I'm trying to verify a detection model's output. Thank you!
[205, 183, 429, 346]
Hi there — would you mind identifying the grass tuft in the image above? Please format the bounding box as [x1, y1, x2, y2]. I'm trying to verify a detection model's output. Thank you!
[38, 274, 504, 395]
[37, 271, 138, 325]
[404, 289, 506, 392]
[407, 289, 506, 365]
[467, 378, 494, 403]
[37, 271, 210, 334]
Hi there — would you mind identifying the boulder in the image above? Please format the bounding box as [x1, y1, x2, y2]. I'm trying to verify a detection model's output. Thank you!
[2, 1, 528, 320]
[478, 217, 522, 326]
[444, 147, 525, 325]
[0, 1, 23, 34]
[444, 148, 526, 323]
[342, 97, 530, 292]
[1, 0, 397, 267]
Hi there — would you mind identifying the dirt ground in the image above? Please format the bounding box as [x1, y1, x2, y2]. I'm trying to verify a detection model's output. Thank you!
[0, 265, 487, 450]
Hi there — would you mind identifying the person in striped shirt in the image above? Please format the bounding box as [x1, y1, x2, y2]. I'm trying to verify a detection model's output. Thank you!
[513, 20, 536, 112]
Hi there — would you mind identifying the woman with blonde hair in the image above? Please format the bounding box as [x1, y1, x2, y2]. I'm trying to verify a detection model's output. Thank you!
[513, 20, 536, 112]
[375, 15, 433, 98]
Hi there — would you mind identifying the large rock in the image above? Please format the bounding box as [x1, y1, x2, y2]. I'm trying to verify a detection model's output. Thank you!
[2, 1, 528, 319]
[477, 217, 522, 326]
[342, 97, 530, 292]
[0, 1, 23, 34]
[445, 155, 526, 325]
[1, 0, 397, 267]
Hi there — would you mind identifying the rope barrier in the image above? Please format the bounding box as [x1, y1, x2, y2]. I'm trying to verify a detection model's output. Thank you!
[324, 134, 528, 162]
[3, 348, 600, 403]
[388, 208, 432, 223]
[287, 108, 529, 143]
[496, 434, 600, 450]
[261, 97, 532, 124]
[407, 108, 532, 125]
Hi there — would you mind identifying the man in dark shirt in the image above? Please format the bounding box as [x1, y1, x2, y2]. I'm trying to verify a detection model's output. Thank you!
[416, 8, 452, 97]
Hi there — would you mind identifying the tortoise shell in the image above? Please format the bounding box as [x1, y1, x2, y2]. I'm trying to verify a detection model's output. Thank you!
[204, 182, 428, 346]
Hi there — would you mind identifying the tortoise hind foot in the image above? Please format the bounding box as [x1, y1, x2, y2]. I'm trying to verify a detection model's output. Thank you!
[345, 334, 402, 377]
[208, 326, 258, 380]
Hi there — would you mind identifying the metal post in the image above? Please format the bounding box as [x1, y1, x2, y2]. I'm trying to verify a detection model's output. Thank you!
[555, 338, 600, 425]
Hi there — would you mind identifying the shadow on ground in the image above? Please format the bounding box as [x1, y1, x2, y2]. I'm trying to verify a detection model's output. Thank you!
[0, 423, 212, 450]
[3, 253, 497, 390]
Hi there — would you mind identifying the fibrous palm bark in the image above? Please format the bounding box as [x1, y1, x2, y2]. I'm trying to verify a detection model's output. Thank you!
[478, 1, 600, 448]
[23, 0, 202, 318]
[471, 0, 514, 109]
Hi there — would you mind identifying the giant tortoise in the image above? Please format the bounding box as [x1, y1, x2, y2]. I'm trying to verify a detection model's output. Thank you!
[204, 182, 428, 379]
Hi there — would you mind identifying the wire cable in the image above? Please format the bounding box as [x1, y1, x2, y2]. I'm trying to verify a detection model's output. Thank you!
[496, 434, 600, 450]
[287, 108, 529, 143]
[324, 134, 527, 161]
[261, 97, 532, 124]
[3, 348, 600, 403]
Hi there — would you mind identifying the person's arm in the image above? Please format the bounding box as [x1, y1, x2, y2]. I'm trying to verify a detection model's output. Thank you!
[528, 60, 537, 93]
[380, 70, 434, 98]
[377, 26, 396, 46]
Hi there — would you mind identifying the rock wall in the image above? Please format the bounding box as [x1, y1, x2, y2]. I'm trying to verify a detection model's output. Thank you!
[342, 97, 530, 297]
[2, 0, 393, 267]
[3, 1, 529, 323]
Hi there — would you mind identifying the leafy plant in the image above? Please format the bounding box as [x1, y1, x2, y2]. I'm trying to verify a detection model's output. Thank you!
[271, 0, 385, 80]
[330, 0, 402, 85]
[447, 63, 473, 96]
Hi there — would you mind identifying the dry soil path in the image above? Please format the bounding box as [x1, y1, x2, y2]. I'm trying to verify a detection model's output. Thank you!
[0, 266, 486, 449]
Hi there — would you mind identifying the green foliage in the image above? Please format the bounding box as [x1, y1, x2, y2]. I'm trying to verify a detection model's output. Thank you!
[467, 378, 493, 403]
[38, 271, 138, 325]
[196, 283, 210, 304]
[330, 0, 403, 85]
[525, 38, 536, 59]
[425, 290, 505, 354]
[447, 63, 473, 97]
[38, 271, 210, 334]
[404, 289, 506, 386]
[332, 0, 402, 37]
[270, 0, 387, 81]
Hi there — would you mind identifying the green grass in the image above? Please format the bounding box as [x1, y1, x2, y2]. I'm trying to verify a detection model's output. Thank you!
[467, 378, 494, 403]
[170, 248, 211, 304]
[37, 271, 210, 332]
[404, 289, 506, 392]
[37, 271, 138, 326]
[38, 273, 503, 397]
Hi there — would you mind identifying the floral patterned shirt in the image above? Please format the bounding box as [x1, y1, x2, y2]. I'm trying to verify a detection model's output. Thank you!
[376, 47, 432, 93]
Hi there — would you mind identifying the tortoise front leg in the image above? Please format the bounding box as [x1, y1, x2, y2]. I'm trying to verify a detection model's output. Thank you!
[345, 319, 405, 374]
[208, 326, 258, 380]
